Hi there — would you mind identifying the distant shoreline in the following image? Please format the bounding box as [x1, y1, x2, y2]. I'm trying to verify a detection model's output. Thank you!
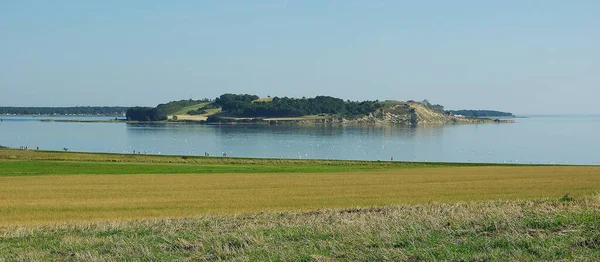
[33, 117, 514, 125]
[1, 113, 515, 125]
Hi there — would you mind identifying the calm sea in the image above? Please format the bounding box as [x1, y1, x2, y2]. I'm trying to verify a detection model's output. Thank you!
[1, 115, 598, 165]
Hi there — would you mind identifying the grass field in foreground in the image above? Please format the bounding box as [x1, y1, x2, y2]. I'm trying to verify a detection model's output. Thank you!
[0, 148, 599, 225]
[1, 149, 600, 260]
[2, 196, 600, 261]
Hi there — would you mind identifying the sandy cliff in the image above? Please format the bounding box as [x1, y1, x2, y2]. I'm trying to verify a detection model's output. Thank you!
[287, 102, 509, 126]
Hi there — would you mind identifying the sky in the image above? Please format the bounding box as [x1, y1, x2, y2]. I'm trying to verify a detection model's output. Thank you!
[0, 1, 598, 114]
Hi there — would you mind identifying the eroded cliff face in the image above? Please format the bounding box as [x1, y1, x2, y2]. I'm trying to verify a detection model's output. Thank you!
[350, 103, 496, 125]
[292, 103, 502, 126]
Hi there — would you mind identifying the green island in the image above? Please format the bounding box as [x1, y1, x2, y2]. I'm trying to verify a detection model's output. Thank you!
[1, 148, 599, 260]
[124, 94, 514, 125]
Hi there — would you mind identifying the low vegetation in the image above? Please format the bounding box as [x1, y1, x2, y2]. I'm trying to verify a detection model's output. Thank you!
[185, 109, 207, 115]
[174, 102, 211, 115]
[2, 196, 600, 260]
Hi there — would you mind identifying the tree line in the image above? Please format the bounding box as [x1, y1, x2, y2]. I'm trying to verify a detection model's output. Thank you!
[125, 99, 212, 121]
[214, 94, 381, 118]
[125, 107, 168, 121]
[0, 107, 128, 116]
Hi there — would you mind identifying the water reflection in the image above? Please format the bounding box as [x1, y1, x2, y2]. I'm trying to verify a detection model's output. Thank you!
[1, 116, 599, 164]
[124, 124, 458, 161]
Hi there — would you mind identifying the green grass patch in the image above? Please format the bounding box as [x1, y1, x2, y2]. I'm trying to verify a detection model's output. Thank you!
[172, 102, 210, 115]
[0, 160, 412, 176]
[0, 148, 509, 177]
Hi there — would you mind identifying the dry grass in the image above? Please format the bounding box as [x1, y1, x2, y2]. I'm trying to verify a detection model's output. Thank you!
[1, 196, 600, 260]
[1, 166, 599, 225]
[169, 114, 208, 121]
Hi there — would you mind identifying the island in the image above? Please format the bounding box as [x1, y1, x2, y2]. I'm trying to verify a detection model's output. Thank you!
[125, 94, 514, 125]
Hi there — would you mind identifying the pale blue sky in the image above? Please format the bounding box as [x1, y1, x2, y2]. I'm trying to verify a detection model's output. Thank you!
[1, 1, 598, 114]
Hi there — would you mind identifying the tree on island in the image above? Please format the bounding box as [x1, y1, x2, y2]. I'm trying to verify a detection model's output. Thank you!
[214, 94, 381, 118]
[126, 107, 167, 121]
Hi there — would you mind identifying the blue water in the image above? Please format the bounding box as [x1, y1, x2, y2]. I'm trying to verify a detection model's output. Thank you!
[1, 116, 598, 165]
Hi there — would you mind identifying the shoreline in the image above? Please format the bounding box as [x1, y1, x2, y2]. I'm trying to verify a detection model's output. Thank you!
[32, 117, 515, 125]
[0, 147, 581, 167]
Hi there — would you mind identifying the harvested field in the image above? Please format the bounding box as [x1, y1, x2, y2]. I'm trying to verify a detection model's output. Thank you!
[1, 157, 598, 225]
[1, 196, 600, 260]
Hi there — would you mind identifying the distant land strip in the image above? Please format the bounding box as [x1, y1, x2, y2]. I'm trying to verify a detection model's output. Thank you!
[0, 106, 129, 116]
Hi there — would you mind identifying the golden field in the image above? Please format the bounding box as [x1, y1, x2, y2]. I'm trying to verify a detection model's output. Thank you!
[1, 162, 599, 225]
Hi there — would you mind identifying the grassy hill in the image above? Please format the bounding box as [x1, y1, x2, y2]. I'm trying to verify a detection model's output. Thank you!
[172, 102, 211, 115]
[155, 99, 210, 115]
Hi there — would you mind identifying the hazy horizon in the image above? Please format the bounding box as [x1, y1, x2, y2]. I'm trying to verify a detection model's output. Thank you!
[1, 1, 598, 115]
